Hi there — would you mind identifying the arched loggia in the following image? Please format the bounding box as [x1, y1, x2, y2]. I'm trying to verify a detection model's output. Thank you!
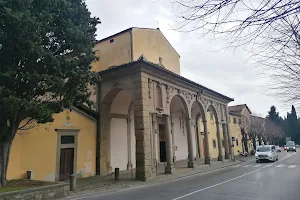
[100, 88, 135, 175]
[191, 100, 210, 164]
[165, 94, 195, 172]
[207, 105, 223, 161]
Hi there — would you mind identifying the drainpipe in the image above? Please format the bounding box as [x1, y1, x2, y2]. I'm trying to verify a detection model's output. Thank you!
[96, 75, 102, 175]
[129, 28, 133, 62]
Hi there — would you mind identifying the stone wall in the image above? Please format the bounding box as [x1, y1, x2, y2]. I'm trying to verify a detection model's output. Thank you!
[0, 183, 69, 200]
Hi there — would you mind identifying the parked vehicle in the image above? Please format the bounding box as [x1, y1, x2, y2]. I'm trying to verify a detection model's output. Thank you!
[275, 146, 281, 152]
[255, 145, 278, 163]
[286, 141, 296, 152]
[239, 151, 249, 157]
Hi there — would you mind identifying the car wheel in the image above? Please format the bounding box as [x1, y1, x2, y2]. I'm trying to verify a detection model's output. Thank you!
[256, 160, 259, 163]
[276, 156, 278, 161]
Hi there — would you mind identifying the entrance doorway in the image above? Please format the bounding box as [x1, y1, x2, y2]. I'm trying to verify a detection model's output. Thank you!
[159, 124, 167, 162]
[59, 148, 74, 181]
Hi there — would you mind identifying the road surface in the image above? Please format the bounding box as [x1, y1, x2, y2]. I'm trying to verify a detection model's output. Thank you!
[71, 150, 300, 200]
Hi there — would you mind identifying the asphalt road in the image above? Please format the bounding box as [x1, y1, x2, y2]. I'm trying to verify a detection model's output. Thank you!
[71, 150, 300, 200]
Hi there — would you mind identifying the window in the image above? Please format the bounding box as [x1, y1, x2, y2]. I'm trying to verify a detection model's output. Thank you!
[210, 112, 214, 121]
[222, 140, 224, 148]
[238, 119, 241, 124]
[233, 118, 237, 124]
[236, 139, 239, 146]
[61, 135, 75, 144]
[213, 140, 217, 148]
[110, 39, 114, 43]
[256, 146, 271, 152]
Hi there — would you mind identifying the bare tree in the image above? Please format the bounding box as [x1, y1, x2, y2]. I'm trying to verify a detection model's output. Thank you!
[249, 116, 266, 150]
[265, 119, 284, 145]
[238, 115, 250, 153]
[174, 0, 300, 106]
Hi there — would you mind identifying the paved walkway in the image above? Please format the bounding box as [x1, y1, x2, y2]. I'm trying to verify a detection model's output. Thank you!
[62, 156, 255, 199]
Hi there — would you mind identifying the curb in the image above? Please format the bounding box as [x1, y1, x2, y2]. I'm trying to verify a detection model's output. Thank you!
[64, 160, 248, 200]
[148, 160, 244, 185]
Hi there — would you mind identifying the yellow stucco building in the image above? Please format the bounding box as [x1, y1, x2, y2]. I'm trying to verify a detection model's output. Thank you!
[8, 27, 238, 182]
[7, 108, 97, 182]
[92, 27, 180, 74]
[228, 104, 254, 155]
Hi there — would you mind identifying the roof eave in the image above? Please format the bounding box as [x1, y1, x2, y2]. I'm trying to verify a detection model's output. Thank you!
[99, 59, 234, 102]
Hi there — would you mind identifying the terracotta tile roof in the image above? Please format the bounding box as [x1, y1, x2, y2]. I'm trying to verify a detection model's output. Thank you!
[229, 104, 252, 115]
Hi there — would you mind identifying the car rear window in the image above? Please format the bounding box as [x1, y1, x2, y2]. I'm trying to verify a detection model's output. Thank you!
[256, 147, 271, 152]
[287, 141, 295, 146]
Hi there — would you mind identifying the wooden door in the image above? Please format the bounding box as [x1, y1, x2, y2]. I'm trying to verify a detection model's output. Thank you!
[159, 124, 167, 162]
[59, 148, 74, 181]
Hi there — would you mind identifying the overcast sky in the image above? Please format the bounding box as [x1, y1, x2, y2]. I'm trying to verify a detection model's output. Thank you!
[86, 0, 290, 117]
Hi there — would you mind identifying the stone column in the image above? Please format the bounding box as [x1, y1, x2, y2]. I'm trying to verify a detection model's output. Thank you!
[152, 113, 157, 171]
[127, 118, 133, 170]
[203, 120, 211, 164]
[133, 73, 152, 181]
[164, 114, 174, 174]
[171, 120, 175, 162]
[195, 122, 200, 159]
[186, 118, 195, 168]
[216, 123, 223, 161]
[227, 123, 234, 161]
[222, 123, 230, 159]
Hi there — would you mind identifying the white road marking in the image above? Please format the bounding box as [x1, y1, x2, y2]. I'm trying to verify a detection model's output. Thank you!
[71, 152, 297, 200]
[263, 164, 272, 168]
[172, 169, 261, 200]
[276, 164, 284, 168]
[288, 165, 296, 168]
[253, 164, 261, 168]
[172, 152, 297, 200]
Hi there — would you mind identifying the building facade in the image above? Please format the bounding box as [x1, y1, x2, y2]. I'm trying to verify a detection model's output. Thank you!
[7, 27, 235, 182]
[98, 57, 234, 180]
[228, 104, 254, 155]
[7, 108, 97, 182]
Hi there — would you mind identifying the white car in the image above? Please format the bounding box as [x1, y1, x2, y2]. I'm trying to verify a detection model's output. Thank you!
[255, 145, 278, 163]
[275, 145, 281, 152]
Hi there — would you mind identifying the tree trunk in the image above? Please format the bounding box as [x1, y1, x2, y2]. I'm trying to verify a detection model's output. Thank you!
[241, 129, 249, 153]
[0, 120, 18, 187]
[0, 141, 12, 187]
[252, 136, 257, 150]
[258, 136, 262, 145]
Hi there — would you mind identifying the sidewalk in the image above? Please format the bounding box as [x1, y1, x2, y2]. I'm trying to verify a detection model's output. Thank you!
[63, 156, 255, 199]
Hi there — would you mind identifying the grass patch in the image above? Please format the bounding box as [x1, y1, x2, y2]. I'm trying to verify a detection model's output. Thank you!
[0, 179, 55, 193]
